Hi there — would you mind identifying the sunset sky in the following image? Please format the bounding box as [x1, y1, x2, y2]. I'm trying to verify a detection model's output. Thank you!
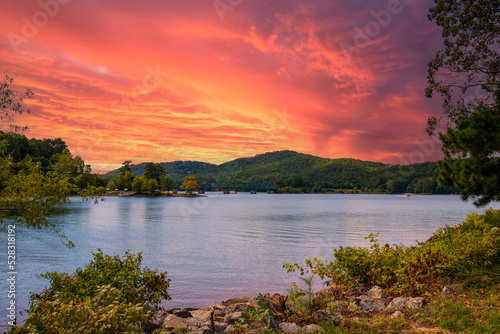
[0, 0, 446, 173]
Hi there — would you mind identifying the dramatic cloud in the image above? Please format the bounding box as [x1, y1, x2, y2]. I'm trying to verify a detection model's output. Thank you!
[0, 0, 445, 172]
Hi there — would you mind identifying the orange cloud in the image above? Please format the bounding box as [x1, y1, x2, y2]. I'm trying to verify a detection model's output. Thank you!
[0, 0, 444, 173]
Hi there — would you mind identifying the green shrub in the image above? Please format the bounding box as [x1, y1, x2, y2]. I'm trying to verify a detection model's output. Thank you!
[95, 186, 106, 194]
[285, 209, 500, 297]
[11, 250, 170, 333]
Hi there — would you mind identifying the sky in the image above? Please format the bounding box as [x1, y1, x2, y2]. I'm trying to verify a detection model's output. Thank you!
[0, 0, 446, 173]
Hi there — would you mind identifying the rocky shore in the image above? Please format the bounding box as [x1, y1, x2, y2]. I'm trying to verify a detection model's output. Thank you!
[142, 285, 434, 334]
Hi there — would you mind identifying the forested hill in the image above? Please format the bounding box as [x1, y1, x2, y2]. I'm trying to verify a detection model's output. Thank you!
[105, 161, 216, 181]
[109, 150, 457, 194]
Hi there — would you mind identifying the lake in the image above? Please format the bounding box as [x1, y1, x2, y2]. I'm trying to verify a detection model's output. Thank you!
[1, 193, 499, 327]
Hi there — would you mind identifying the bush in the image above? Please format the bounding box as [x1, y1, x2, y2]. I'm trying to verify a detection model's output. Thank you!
[285, 209, 500, 297]
[95, 186, 106, 194]
[11, 250, 170, 333]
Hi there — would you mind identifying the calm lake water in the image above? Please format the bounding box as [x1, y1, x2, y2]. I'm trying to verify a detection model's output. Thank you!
[1, 193, 499, 326]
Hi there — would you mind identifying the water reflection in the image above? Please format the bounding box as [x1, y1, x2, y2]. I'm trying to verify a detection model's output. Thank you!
[1, 194, 499, 326]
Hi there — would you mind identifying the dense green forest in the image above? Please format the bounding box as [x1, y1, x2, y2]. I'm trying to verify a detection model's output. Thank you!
[0, 131, 107, 190]
[2, 130, 457, 195]
[106, 150, 458, 194]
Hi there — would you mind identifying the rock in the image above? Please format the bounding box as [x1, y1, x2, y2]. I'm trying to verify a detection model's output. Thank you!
[355, 295, 385, 311]
[347, 286, 367, 297]
[209, 321, 228, 333]
[226, 303, 250, 313]
[222, 296, 253, 306]
[406, 297, 425, 309]
[163, 314, 188, 330]
[386, 297, 407, 311]
[317, 310, 343, 326]
[442, 286, 452, 295]
[173, 308, 195, 318]
[279, 323, 302, 333]
[263, 315, 279, 330]
[224, 325, 235, 333]
[193, 325, 212, 334]
[303, 324, 321, 333]
[391, 311, 404, 318]
[224, 311, 244, 325]
[367, 286, 383, 299]
[185, 310, 212, 328]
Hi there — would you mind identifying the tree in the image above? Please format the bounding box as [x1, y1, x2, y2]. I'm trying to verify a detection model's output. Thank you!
[144, 178, 158, 194]
[0, 74, 32, 132]
[160, 174, 175, 190]
[117, 170, 134, 190]
[426, 0, 500, 206]
[106, 181, 117, 191]
[132, 176, 145, 193]
[180, 176, 200, 194]
[0, 74, 96, 247]
[118, 160, 132, 175]
[144, 162, 165, 183]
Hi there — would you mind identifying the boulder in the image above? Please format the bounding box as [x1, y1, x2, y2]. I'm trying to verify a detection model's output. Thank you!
[279, 322, 302, 333]
[163, 314, 188, 330]
[222, 296, 253, 306]
[173, 308, 195, 318]
[224, 311, 244, 325]
[366, 286, 383, 299]
[442, 286, 452, 295]
[386, 297, 407, 311]
[224, 325, 235, 333]
[390, 311, 404, 318]
[193, 325, 212, 334]
[186, 310, 212, 328]
[303, 324, 321, 333]
[317, 310, 343, 326]
[406, 297, 425, 309]
[355, 295, 385, 311]
[263, 315, 279, 330]
[226, 303, 250, 314]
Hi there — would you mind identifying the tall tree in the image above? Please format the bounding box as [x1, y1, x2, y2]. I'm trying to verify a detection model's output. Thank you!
[118, 160, 132, 175]
[426, 0, 500, 206]
[144, 162, 165, 183]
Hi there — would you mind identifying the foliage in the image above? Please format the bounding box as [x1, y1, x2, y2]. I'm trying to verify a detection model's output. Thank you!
[241, 293, 276, 325]
[117, 170, 134, 190]
[144, 162, 166, 184]
[10, 285, 147, 334]
[108, 151, 458, 194]
[285, 209, 500, 298]
[437, 104, 500, 206]
[11, 250, 171, 333]
[160, 174, 175, 190]
[180, 176, 200, 193]
[426, 0, 500, 206]
[0, 74, 32, 132]
[287, 276, 316, 317]
[132, 176, 145, 193]
[0, 74, 102, 247]
[95, 186, 106, 194]
[0, 146, 75, 246]
[119, 160, 132, 175]
[425, 0, 499, 125]
[106, 180, 116, 191]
